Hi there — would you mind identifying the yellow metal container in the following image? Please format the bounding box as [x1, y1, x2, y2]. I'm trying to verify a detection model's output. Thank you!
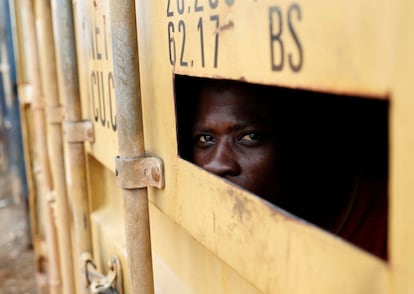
[10, 0, 414, 293]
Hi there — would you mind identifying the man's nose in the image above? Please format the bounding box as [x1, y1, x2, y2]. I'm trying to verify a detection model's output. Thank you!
[202, 141, 241, 178]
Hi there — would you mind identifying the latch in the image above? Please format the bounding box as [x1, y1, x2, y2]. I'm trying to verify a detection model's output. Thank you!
[115, 155, 165, 189]
[81, 252, 123, 294]
[64, 120, 94, 143]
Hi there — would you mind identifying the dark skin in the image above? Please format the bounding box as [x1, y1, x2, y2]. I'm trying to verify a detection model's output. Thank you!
[191, 82, 281, 203]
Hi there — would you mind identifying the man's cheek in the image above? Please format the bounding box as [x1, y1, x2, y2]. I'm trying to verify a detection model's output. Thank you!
[192, 152, 205, 165]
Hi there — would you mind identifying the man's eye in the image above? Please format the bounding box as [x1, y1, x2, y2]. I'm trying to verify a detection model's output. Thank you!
[240, 132, 261, 142]
[198, 134, 215, 143]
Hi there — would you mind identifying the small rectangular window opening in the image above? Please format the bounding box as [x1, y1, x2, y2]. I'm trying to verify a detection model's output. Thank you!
[174, 75, 389, 260]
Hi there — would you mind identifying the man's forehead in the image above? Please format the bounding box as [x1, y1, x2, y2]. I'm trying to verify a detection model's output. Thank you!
[194, 101, 275, 130]
[200, 85, 273, 104]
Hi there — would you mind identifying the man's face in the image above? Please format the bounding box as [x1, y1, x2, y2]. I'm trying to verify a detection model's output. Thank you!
[192, 84, 280, 202]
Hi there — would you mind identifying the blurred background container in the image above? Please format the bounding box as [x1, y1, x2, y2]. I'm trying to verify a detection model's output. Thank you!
[0, 1, 35, 293]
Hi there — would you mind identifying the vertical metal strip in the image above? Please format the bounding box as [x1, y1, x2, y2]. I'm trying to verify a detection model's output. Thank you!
[34, 0, 73, 292]
[10, 1, 43, 287]
[50, 0, 93, 293]
[110, 1, 155, 293]
[14, 0, 66, 292]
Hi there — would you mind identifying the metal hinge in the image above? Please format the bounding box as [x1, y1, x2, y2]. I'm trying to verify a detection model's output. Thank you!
[115, 155, 165, 189]
[64, 120, 94, 143]
[81, 252, 123, 294]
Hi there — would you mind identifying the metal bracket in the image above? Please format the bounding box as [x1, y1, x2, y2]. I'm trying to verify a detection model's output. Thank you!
[81, 252, 123, 294]
[64, 120, 94, 143]
[115, 155, 165, 189]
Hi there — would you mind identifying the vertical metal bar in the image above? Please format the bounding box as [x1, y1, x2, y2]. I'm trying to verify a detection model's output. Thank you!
[50, 0, 92, 293]
[8, 4, 43, 270]
[10, 2, 44, 288]
[34, 0, 74, 293]
[110, 1, 155, 293]
[13, 0, 67, 292]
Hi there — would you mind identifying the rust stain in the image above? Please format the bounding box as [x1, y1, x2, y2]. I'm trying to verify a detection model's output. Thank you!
[212, 75, 248, 83]
[87, 128, 93, 138]
[228, 189, 252, 223]
[218, 20, 234, 32]
[232, 197, 244, 222]
[151, 167, 160, 182]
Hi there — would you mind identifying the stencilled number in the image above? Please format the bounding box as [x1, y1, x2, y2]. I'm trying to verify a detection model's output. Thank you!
[166, 0, 233, 68]
[178, 20, 188, 66]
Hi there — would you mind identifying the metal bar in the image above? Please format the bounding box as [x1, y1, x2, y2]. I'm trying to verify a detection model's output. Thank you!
[9, 2, 45, 290]
[34, 0, 77, 292]
[50, 0, 92, 293]
[109, 1, 155, 293]
[14, 0, 67, 292]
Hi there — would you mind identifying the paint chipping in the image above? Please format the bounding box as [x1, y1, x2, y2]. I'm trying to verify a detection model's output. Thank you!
[232, 196, 251, 223]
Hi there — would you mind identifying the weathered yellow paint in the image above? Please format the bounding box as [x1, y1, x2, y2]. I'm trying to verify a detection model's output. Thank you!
[164, 0, 396, 97]
[90, 209, 129, 293]
[87, 153, 128, 292]
[176, 161, 389, 293]
[14, 0, 414, 292]
[389, 1, 414, 293]
[75, 0, 119, 172]
[19, 101, 51, 289]
[14, 1, 72, 292]
[149, 204, 262, 294]
[136, 0, 396, 293]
